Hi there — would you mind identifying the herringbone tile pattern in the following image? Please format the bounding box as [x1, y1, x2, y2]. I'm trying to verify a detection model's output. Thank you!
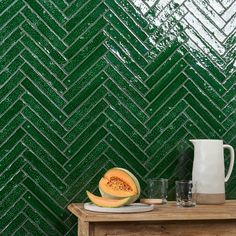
[0, 0, 235, 235]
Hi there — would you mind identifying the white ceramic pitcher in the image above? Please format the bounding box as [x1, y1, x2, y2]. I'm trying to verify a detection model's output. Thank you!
[190, 139, 235, 204]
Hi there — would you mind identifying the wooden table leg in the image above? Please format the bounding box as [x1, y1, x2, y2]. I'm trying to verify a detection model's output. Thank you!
[78, 220, 90, 236]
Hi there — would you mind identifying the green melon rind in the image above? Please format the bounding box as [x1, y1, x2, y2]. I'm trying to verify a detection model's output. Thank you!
[99, 168, 141, 204]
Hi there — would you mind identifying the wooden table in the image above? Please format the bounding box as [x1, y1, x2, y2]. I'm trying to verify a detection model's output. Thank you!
[68, 200, 236, 236]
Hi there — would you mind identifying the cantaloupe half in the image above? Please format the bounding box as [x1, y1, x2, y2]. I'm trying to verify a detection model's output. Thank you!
[86, 191, 130, 208]
[99, 168, 140, 204]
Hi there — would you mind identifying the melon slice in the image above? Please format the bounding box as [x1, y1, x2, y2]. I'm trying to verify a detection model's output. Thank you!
[86, 191, 130, 208]
[99, 168, 140, 204]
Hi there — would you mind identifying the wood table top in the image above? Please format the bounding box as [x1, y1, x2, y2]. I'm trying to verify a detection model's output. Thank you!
[68, 200, 236, 222]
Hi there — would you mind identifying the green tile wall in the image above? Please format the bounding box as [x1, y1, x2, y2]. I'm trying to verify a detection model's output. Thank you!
[0, 0, 235, 235]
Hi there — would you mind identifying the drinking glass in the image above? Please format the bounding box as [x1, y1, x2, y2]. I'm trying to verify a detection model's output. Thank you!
[146, 178, 168, 204]
[175, 180, 196, 207]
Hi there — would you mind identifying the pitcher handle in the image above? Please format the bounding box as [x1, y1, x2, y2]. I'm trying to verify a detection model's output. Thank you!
[223, 145, 235, 182]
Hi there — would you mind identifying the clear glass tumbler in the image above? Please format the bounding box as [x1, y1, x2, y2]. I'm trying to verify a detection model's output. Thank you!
[146, 178, 168, 204]
[175, 180, 196, 207]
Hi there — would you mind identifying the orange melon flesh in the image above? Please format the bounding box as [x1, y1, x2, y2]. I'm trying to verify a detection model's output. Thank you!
[99, 168, 138, 198]
[86, 191, 130, 208]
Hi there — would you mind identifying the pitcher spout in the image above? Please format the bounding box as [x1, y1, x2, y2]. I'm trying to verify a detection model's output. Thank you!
[189, 139, 196, 144]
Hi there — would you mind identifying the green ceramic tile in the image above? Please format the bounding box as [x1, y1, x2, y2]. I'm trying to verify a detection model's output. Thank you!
[64, 127, 107, 171]
[105, 65, 148, 108]
[105, 0, 148, 42]
[64, 17, 107, 59]
[0, 42, 24, 71]
[106, 52, 149, 94]
[104, 11, 148, 55]
[106, 120, 148, 161]
[24, 0, 66, 37]
[0, 101, 24, 130]
[64, 115, 107, 158]
[21, 59, 66, 96]
[22, 121, 67, 165]
[105, 107, 148, 149]
[64, 58, 107, 100]
[105, 93, 148, 135]
[23, 107, 67, 150]
[64, 86, 108, 129]
[65, 100, 107, 142]
[105, 25, 148, 68]
[63, 45, 107, 85]
[23, 163, 67, 206]
[0, 1, 24, 27]
[22, 136, 67, 179]
[22, 93, 67, 136]
[65, 0, 101, 31]
[63, 72, 107, 114]
[0, 57, 24, 86]
[105, 79, 148, 122]
[21, 79, 66, 121]
[1, 0, 235, 235]
[105, 134, 147, 174]
[64, 4, 107, 45]
[64, 32, 106, 72]
[21, 22, 67, 65]
[23, 206, 59, 235]
[64, 141, 107, 185]
[22, 7, 67, 52]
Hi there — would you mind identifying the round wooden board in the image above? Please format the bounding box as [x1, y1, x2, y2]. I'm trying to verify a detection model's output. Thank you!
[84, 203, 154, 213]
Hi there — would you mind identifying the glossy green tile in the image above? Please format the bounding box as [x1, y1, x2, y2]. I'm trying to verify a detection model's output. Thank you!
[23, 163, 67, 206]
[64, 115, 107, 158]
[22, 7, 67, 52]
[104, 11, 148, 55]
[64, 17, 107, 59]
[105, 65, 148, 108]
[105, 93, 148, 135]
[64, 86, 108, 129]
[64, 72, 107, 114]
[21, 22, 67, 65]
[0, 42, 24, 71]
[0, 57, 24, 85]
[105, 134, 147, 174]
[65, 0, 101, 31]
[63, 45, 107, 85]
[106, 120, 148, 161]
[64, 58, 107, 100]
[22, 93, 67, 136]
[105, 107, 148, 149]
[21, 79, 66, 120]
[64, 141, 107, 185]
[65, 100, 107, 142]
[105, 79, 148, 122]
[146, 49, 184, 88]
[106, 52, 149, 94]
[64, 32, 106, 72]
[22, 135, 67, 179]
[146, 114, 188, 156]
[105, 0, 148, 42]
[105, 25, 148, 68]
[1, 0, 235, 235]
[0, 101, 24, 130]
[0, 1, 24, 27]
[22, 121, 67, 165]
[24, 0, 66, 37]
[145, 41, 181, 75]
[23, 206, 59, 235]
[0, 142, 25, 173]
[21, 52, 66, 94]
[64, 4, 107, 45]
